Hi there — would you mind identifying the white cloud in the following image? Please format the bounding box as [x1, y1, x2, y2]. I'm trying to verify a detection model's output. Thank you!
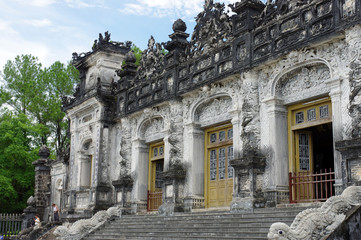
[64, 0, 106, 8]
[17, 0, 57, 7]
[24, 19, 53, 27]
[120, 0, 204, 18]
[119, 0, 240, 19]
[0, 20, 18, 34]
[0, 29, 50, 70]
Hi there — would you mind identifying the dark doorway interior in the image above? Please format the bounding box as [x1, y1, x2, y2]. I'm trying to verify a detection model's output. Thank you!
[305, 122, 334, 173]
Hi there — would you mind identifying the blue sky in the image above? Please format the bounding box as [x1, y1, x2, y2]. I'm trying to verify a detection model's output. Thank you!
[0, 0, 239, 69]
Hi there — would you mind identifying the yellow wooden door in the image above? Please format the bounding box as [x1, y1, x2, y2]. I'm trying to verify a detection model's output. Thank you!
[295, 131, 314, 201]
[206, 124, 234, 208]
[148, 143, 164, 211]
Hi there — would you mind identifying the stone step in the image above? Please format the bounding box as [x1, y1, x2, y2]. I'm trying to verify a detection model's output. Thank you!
[82, 207, 305, 240]
[113, 214, 296, 222]
[101, 219, 294, 228]
[85, 231, 269, 239]
[121, 213, 299, 221]
[85, 235, 267, 240]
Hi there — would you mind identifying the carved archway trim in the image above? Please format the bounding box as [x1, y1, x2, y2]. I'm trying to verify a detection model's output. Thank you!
[137, 115, 165, 140]
[78, 138, 95, 155]
[270, 58, 332, 97]
[190, 93, 233, 124]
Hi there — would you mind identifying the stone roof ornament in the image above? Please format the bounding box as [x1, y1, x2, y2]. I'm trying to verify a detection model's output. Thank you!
[187, 0, 233, 57]
[165, 19, 189, 54]
[136, 36, 165, 80]
[39, 145, 50, 159]
[71, 31, 132, 64]
[255, 0, 311, 26]
[173, 18, 187, 32]
[116, 51, 138, 78]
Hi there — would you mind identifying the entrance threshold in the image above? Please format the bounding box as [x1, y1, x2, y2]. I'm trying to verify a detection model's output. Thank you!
[277, 202, 323, 209]
[192, 206, 230, 213]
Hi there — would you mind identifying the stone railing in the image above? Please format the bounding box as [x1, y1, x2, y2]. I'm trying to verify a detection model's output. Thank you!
[53, 206, 121, 240]
[267, 186, 361, 240]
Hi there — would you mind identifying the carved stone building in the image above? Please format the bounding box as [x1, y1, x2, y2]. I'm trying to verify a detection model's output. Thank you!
[51, 0, 361, 220]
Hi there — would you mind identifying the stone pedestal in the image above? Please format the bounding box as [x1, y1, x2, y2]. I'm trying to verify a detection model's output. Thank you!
[335, 137, 361, 192]
[90, 183, 112, 211]
[229, 153, 266, 212]
[158, 163, 186, 216]
[22, 196, 37, 229]
[112, 175, 133, 215]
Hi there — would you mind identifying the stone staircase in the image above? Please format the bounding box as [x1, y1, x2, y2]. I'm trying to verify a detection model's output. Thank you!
[82, 207, 305, 240]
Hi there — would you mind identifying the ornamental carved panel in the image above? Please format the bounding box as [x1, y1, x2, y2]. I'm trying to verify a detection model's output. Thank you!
[275, 64, 330, 99]
[194, 97, 232, 124]
[141, 117, 164, 139]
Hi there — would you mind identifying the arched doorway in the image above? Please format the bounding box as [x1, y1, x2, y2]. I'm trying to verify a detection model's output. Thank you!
[288, 97, 335, 202]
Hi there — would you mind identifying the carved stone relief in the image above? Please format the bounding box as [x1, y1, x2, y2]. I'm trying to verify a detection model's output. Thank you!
[240, 73, 260, 154]
[275, 64, 331, 102]
[194, 96, 232, 125]
[183, 76, 242, 123]
[142, 118, 164, 140]
[85, 68, 99, 91]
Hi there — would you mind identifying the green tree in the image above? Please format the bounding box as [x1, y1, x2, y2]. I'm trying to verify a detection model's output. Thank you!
[0, 55, 79, 212]
[32, 61, 79, 153]
[0, 56, 79, 152]
[0, 112, 38, 213]
[0, 55, 42, 115]
[132, 44, 142, 66]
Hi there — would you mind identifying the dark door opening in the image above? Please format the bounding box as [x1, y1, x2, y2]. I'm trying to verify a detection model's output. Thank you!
[306, 122, 334, 173]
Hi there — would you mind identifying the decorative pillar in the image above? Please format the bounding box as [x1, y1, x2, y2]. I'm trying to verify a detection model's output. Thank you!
[326, 77, 347, 194]
[230, 71, 267, 212]
[32, 146, 51, 222]
[263, 97, 289, 205]
[130, 138, 149, 213]
[183, 122, 205, 211]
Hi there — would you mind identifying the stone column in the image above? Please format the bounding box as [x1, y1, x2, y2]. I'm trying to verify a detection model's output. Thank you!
[326, 77, 346, 194]
[230, 109, 241, 196]
[32, 146, 51, 222]
[183, 122, 205, 211]
[130, 138, 148, 213]
[263, 97, 289, 205]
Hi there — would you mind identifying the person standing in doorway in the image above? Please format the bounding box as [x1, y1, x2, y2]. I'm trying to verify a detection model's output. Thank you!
[52, 203, 60, 222]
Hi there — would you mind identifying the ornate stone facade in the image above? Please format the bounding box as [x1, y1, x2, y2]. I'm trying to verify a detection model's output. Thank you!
[49, 0, 361, 220]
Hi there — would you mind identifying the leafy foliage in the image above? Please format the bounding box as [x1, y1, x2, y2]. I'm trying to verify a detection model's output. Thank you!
[0, 112, 39, 212]
[132, 44, 142, 66]
[0, 55, 79, 213]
